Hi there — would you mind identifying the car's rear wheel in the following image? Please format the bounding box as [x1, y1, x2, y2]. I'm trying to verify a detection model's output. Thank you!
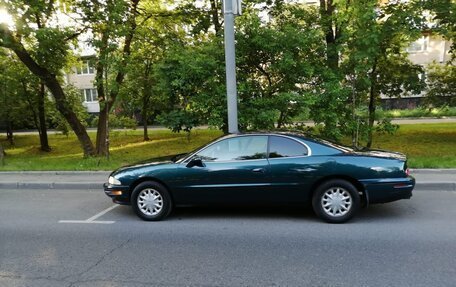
[131, 181, 172, 221]
[312, 179, 360, 223]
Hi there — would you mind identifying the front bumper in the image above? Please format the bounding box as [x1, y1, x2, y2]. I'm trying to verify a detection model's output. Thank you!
[103, 183, 131, 205]
[360, 176, 415, 204]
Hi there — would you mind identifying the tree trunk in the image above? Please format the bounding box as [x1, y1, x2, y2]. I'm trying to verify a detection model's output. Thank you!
[6, 119, 14, 146]
[0, 142, 5, 166]
[38, 82, 51, 152]
[94, 29, 109, 156]
[277, 111, 285, 128]
[96, 105, 109, 155]
[367, 63, 378, 149]
[1, 26, 95, 156]
[209, 0, 221, 35]
[367, 88, 376, 149]
[142, 96, 150, 141]
[319, 0, 341, 70]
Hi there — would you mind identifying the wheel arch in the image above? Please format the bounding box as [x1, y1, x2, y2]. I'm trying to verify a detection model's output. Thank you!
[129, 176, 175, 204]
[311, 175, 367, 206]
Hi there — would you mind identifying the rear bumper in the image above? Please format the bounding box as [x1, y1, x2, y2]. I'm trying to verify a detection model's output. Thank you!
[360, 176, 415, 204]
[103, 183, 131, 205]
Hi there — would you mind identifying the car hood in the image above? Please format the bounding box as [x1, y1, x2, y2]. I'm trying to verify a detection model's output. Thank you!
[111, 154, 185, 176]
[352, 149, 406, 161]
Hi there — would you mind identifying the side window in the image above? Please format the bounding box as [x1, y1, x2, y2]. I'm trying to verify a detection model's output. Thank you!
[196, 136, 268, 162]
[268, 136, 308, 158]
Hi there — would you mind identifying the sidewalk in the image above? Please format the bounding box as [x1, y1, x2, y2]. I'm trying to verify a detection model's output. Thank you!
[0, 169, 454, 191]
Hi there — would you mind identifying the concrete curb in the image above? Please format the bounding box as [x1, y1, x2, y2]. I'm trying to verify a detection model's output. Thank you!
[0, 182, 103, 190]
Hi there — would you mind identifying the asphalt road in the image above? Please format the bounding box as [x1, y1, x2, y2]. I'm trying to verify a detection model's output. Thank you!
[1, 189, 455, 287]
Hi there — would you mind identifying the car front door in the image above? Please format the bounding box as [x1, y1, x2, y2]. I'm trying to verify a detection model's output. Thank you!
[267, 135, 319, 203]
[174, 135, 271, 204]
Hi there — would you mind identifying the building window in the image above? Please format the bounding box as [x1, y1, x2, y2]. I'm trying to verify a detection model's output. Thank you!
[407, 36, 428, 53]
[80, 89, 98, 102]
[76, 60, 95, 75]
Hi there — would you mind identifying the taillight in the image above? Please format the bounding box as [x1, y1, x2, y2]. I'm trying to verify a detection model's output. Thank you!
[405, 168, 410, 176]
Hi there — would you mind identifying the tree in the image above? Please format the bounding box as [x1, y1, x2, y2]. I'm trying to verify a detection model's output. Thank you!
[425, 63, 456, 107]
[0, 1, 95, 156]
[425, 0, 456, 56]
[0, 49, 51, 150]
[118, 1, 185, 141]
[236, 5, 325, 130]
[341, 0, 425, 147]
[155, 37, 225, 132]
[74, 0, 141, 156]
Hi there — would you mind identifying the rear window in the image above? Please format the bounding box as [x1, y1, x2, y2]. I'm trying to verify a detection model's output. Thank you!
[268, 136, 308, 158]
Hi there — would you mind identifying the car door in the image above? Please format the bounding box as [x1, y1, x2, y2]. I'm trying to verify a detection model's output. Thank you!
[173, 135, 271, 204]
[267, 135, 320, 203]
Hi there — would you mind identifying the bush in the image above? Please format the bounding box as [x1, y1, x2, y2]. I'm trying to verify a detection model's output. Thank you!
[90, 114, 137, 130]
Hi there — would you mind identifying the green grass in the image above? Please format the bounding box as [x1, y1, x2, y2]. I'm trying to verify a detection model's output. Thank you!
[294, 107, 456, 122]
[366, 123, 456, 168]
[0, 129, 223, 171]
[379, 107, 456, 119]
[0, 124, 455, 170]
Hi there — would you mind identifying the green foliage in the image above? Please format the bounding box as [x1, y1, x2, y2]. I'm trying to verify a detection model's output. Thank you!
[158, 110, 200, 134]
[155, 37, 226, 130]
[0, 51, 40, 131]
[375, 119, 399, 135]
[108, 114, 137, 130]
[381, 106, 456, 118]
[425, 63, 456, 107]
[236, 6, 325, 130]
[424, 0, 456, 55]
[336, 0, 426, 145]
[47, 85, 89, 136]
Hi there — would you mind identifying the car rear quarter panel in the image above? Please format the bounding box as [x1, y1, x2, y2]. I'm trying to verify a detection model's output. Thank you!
[332, 155, 406, 179]
[331, 155, 413, 203]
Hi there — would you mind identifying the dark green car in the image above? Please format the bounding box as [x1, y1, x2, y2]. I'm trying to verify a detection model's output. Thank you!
[104, 132, 414, 223]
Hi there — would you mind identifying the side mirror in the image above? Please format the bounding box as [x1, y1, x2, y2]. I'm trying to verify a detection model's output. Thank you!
[186, 157, 205, 168]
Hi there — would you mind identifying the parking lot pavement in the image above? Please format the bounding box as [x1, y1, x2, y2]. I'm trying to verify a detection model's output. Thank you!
[1, 188, 456, 287]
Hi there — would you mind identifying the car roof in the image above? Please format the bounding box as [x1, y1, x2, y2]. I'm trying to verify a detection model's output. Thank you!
[223, 131, 353, 152]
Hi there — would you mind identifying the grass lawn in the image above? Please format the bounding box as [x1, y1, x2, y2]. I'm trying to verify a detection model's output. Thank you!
[367, 123, 456, 168]
[0, 123, 455, 170]
[0, 129, 223, 171]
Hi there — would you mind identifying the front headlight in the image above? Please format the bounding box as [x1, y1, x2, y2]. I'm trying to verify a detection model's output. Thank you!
[108, 176, 121, 185]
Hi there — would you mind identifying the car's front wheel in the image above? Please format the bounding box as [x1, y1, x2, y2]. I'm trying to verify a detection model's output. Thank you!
[312, 179, 360, 223]
[131, 181, 172, 221]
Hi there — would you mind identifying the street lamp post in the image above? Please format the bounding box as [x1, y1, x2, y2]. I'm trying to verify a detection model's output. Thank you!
[223, 0, 241, 134]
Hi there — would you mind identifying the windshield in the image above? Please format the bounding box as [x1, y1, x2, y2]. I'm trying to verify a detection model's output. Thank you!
[175, 134, 227, 163]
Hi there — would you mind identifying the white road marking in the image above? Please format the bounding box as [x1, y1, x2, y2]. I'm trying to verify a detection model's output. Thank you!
[58, 220, 115, 224]
[86, 205, 119, 221]
[59, 205, 119, 224]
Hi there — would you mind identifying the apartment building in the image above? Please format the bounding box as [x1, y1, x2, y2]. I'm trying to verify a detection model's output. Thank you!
[65, 58, 100, 114]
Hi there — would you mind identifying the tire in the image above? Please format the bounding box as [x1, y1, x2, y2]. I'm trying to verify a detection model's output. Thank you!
[312, 179, 360, 223]
[131, 181, 172, 221]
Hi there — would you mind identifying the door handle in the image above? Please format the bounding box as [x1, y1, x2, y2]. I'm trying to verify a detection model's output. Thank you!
[252, 168, 265, 173]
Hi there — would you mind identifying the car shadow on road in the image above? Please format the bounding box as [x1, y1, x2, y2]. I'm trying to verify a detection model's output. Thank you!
[112, 202, 413, 223]
[170, 205, 317, 221]
[114, 204, 318, 222]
